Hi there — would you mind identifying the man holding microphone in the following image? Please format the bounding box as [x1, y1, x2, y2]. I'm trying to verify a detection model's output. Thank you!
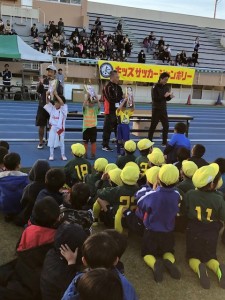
[148, 72, 174, 146]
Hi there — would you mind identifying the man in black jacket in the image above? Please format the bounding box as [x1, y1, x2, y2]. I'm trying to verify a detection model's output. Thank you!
[148, 72, 174, 146]
[1, 64, 12, 99]
[102, 70, 123, 151]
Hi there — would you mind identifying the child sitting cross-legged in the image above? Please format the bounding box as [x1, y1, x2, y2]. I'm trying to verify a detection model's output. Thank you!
[84, 158, 108, 205]
[58, 182, 93, 234]
[116, 140, 137, 169]
[36, 168, 66, 205]
[0, 152, 29, 221]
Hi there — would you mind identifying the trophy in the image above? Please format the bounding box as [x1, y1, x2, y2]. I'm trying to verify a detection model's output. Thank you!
[126, 86, 134, 108]
[84, 84, 97, 102]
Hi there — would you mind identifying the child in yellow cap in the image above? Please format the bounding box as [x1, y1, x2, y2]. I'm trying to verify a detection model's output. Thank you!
[96, 166, 139, 232]
[64, 143, 91, 187]
[185, 163, 225, 289]
[123, 166, 160, 236]
[116, 140, 137, 169]
[83, 92, 101, 160]
[95, 163, 118, 191]
[135, 139, 154, 176]
[138, 164, 181, 282]
[148, 148, 165, 167]
[84, 158, 108, 205]
[116, 97, 134, 155]
[93, 168, 123, 227]
[177, 160, 198, 194]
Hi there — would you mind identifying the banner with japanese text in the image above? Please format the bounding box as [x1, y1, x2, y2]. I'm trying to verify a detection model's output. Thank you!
[98, 60, 195, 85]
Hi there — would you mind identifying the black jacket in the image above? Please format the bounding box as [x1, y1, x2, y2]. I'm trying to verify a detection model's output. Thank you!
[15, 160, 50, 226]
[40, 224, 87, 300]
[103, 81, 123, 114]
[0, 243, 53, 300]
[151, 83, 172, 110]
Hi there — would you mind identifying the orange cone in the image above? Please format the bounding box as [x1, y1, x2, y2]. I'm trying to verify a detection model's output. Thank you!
[186, 94, 191, 105]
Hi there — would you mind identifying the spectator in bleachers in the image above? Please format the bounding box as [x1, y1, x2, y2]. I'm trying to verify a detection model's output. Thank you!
[0, 19, 4, 34]
[45, 44, 53, 55]
[194, 36, 200, 52]
[138, 50, 146, 63]
[117, 20, 123, 33]
[31, 23, 38, 38]
[162, 44, 171, 63]
[4, 20, 12, 35]
[149, 31, 156, 50]
[59, 50, 66, 64]
[192, 50, 199, 67]
[180, 50, 187, 65]
[33, 37, 40, 51]
[53, 32, 61, 50]
[175, 52, 182, 66]
[95, 17, 102, 32]
[158, 36, 165, 48]
[58, 17, 64, 34]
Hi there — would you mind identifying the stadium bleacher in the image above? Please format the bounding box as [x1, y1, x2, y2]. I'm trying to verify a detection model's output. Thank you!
[1, 12, 225, 69]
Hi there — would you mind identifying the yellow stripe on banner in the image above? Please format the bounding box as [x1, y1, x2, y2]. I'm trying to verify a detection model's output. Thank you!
[98, 60, 195, 85]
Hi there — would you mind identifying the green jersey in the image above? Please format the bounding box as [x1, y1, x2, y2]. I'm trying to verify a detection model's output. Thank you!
[116, 153, 136, 169]
[176, 178, 195, 194]
[64, 157, 92, 186]
[135, 155, 149, 175]
[185, 189, 225, 223]
[97, 184, 139, 213]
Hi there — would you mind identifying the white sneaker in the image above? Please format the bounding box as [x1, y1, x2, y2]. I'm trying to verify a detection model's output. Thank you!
[37, 143, 44, 149]
[49, 156, 54, 161]
[61, 155, 67, 161]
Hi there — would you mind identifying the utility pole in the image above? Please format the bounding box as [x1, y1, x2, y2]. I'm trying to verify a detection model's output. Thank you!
[214, 0, 220, 18]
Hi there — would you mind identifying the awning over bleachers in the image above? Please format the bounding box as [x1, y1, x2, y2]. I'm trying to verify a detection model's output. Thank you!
[0, 35, 52, 62]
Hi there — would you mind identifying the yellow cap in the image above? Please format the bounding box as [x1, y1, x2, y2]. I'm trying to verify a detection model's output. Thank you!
[71, 143, 86, 157]
[137, 139, 154, 151]
[121, 166, 139, 185]
[105, 163, 117, 173]
[108, 168, 123, 186]
[124, 140, 136, 152]
[125, 162, 140, 173]
[148, 151, 165, 166]
[145, 166, 161, 185]
[192, 163, 220, 189]
[152, 147, 163, 153]
[182, 160, 198, 178]
[159, 164, 179, 185]
[94, 158, 108, 172]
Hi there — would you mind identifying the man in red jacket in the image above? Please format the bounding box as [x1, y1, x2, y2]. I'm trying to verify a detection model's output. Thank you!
[102, 70, 123, 151]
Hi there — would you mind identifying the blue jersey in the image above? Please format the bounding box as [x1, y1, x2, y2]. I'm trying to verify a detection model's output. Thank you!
[138, 186, 181, 232]
[135, 185, 152, 220]
[168, 133, 191, 150]
[62, 268, 138, 300]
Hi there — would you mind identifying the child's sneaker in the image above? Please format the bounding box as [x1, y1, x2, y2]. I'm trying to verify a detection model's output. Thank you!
[61, 155, 67, 161]
[49, 156, 54, 161]
[37, 143, 44, 149]
[153, 260, 164, 283]
[163, 259, 181, 280]
[198, 263, 210, 289]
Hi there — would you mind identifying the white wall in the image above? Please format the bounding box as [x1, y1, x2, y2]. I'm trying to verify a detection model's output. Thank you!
[88, 1, 225, 29]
